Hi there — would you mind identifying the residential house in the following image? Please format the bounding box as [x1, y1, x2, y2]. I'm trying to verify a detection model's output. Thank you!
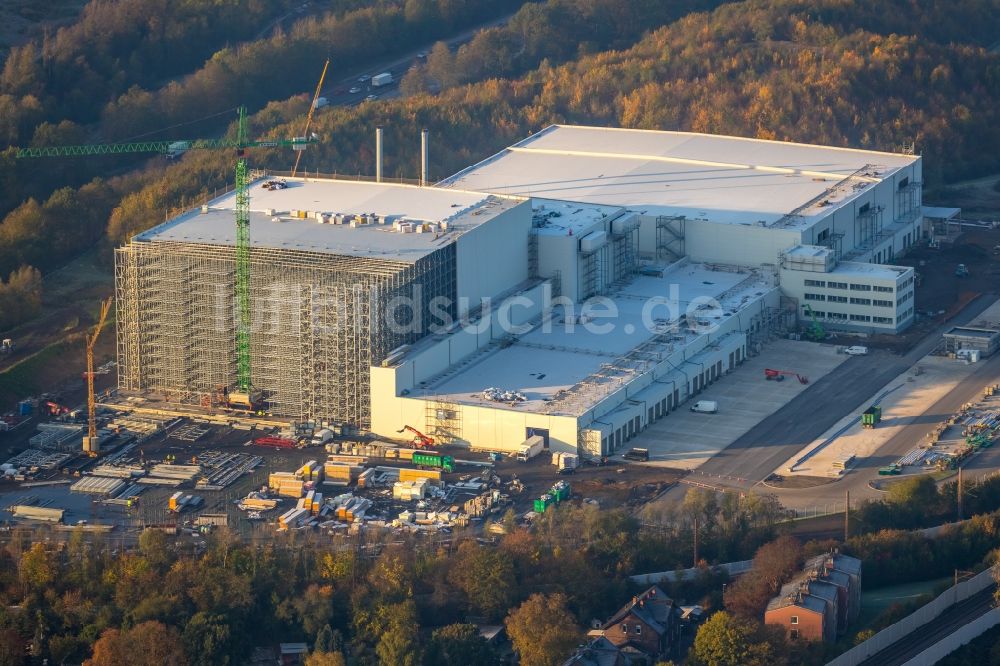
[765, 551, 863, 641]
[598, 586, 676, 663]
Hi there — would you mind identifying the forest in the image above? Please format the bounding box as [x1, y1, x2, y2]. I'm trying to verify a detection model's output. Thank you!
[0, 474, 998, 664]
[0, 0, 995, 293]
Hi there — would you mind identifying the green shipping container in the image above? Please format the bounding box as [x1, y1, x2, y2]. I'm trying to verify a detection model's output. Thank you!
[412, 453, 454, 473]
[533, 494, 554, 513]
[861, 406, 882, 428]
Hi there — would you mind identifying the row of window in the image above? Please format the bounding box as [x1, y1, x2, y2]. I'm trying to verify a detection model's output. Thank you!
[805, 294, 893, 308]
[803, 280, 898, 294]
[804, 308, 895, 326]
[897, 291, 913, 306]
[621, 624, 642, 635]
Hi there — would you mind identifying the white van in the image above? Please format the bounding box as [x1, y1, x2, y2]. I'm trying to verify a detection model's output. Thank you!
[690, 400, 718, 414]
[843, 346, 869, 356]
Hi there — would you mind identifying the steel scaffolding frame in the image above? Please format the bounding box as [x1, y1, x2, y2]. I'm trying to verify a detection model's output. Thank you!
[115, 239, 456, 427]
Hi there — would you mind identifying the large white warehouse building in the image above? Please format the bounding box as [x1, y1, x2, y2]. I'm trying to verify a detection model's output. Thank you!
[116, 125, 927, 458]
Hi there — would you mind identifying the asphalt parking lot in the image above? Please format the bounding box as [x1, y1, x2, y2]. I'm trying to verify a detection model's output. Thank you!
[630, 339, 846, 470]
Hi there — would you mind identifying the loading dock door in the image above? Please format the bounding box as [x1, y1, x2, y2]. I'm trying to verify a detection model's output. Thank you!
[526, 427, 550, 448]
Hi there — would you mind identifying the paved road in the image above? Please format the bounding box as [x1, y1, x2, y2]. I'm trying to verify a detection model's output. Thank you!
[858, 586, 997, 666]
[774, 350, 1000, 509]
[654, 293, 1000, 508]
[320, 12, 516, 108]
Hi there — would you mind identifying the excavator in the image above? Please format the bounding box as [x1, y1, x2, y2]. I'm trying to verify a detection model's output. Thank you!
[764, 368, 809, 384]
[802, 304, 826, 342]
[397, 425, 435, 449]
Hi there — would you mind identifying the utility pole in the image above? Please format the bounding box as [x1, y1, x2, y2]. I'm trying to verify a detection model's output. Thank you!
[957, 467, 963, 521]
[844, 490, 850, 542]
[693, 516, 699, 566]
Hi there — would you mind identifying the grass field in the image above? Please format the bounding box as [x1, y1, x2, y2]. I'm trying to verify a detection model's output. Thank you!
[855, 577, 951, 630]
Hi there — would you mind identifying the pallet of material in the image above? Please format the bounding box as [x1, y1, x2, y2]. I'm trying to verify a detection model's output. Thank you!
[149, 464, 200, 481]
[239, 497, 278, 511]
[136, 476, 184, 487]
[71, 476, 128, 495]
[12, 505, 64, 522]
[399, 468, 441, 482]
[275, 480, 304, 498]
[91, 465, 146, 479]
[325, 455, 368, 465]
[268, 472, 296, 488]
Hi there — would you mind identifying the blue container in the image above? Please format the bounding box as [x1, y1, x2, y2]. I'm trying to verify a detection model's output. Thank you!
[17, 401, 32, 416]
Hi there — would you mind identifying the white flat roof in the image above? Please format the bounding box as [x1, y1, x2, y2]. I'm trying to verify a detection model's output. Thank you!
[832, 261, 912, 281]
[440, 125, 918, 229]
[413, 262, 775, 414]
[134, 177, 521, 262]
[532, 198, 625, 236]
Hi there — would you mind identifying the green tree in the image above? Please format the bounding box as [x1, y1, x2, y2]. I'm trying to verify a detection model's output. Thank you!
[453, 541, 517, 620]
[181, 612, 234, 666]
[375, 600, 421, 666]
[425, 623, 497, 666]
[691, 612, 784, 666]
[505, 593, 580, 666]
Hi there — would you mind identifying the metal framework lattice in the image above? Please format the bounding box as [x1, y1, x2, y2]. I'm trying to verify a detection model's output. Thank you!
[115, 239, 456, 427]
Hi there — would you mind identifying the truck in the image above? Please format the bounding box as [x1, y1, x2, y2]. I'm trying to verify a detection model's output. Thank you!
[623, 448, 650, 462]
[371, 72, 393, 87]
[165, 140, 191, 160]
[311, 428, 334, 447]
[861, 406, 882, 428]
[690, 400, 718, 414]
[516, 435, 545, 462]
[412, 451, 454, 473]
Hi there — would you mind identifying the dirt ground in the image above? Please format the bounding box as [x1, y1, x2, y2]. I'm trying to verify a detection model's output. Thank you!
[932, 173, 1000, 220]
[839, 226, 1000, 354]
[479, 451, 684, 511]
[0, 250, 115, 411]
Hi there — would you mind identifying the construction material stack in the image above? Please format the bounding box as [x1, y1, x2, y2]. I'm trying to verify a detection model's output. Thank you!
[399, 467, 441, 482]
[322, 462, 362, 486]
[269, 472, 305, 498]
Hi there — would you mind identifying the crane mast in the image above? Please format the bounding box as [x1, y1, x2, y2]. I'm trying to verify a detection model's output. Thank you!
[234, 107, 253, 399]
[17, 105, 318, 416]
[83, 297, 113, 456]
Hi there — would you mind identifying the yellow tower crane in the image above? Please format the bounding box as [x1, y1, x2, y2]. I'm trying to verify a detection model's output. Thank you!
[83, 297, 113, 456]
[291, 58, 330, 178]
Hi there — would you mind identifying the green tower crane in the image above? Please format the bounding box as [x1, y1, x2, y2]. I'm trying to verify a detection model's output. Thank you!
[18, 107, 314, 410]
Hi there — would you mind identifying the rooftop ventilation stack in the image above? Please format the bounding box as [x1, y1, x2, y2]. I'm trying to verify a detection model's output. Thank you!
[421, 129, 429, 187]
[376, 127, 384, 183]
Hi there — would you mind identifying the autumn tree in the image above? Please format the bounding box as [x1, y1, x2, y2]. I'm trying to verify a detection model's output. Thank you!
[724, 536, 802, 618]
[506, 593, 580, 666]
[85, 621, 186, 666]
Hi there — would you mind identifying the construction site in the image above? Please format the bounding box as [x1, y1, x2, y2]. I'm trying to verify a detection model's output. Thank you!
[6, 122, 1000, 537]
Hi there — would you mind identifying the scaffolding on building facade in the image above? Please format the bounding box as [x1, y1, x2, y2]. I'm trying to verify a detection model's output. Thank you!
[115, 239, 457, 428]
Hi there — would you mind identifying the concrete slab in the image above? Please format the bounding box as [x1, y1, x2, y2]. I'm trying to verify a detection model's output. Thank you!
[629, 339, 847, 470]
[780, 355, 981, 477]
